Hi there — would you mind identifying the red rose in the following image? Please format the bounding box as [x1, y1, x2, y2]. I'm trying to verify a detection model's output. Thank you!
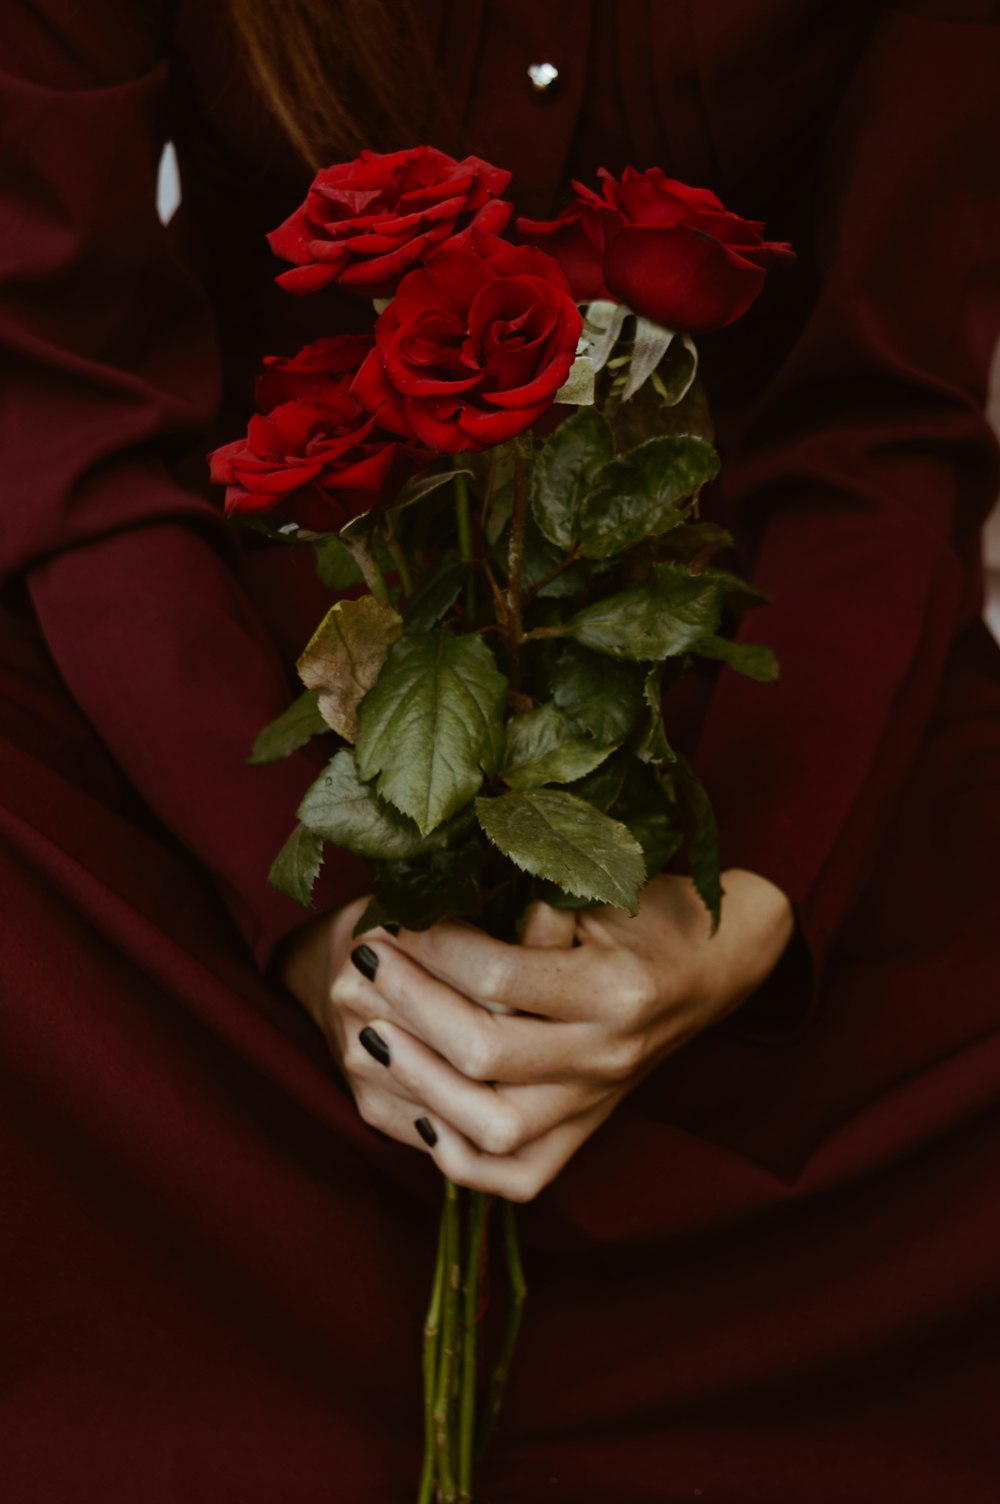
[514, 198, 608, 303]
[518, 167, 794, 332]
[267, 146, 513, 299]
[351, 232, 583, 453]
[255, 334, 375, 410]
[208, 380, 406, 532]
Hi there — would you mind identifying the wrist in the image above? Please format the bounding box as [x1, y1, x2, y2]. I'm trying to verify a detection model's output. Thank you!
[718, 868, 795, 1002]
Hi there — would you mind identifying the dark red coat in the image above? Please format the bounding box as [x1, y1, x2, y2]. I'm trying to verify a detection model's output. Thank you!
[2, 2, 1000, 1499]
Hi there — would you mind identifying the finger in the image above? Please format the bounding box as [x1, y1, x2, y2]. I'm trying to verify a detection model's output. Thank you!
[368, 1017, 602, 1155]
[413, 1102, 616, 1202]
[384, 921, 625, 1019]
[519, 901, 578, 950]
[347, 940, 596, 1083]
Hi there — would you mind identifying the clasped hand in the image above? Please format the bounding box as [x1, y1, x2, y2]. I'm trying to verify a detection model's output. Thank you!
[281, 872, 792, 1203]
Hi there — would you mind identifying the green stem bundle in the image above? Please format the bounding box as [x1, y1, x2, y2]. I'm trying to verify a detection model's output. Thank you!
[419, 1184, 524, 1503]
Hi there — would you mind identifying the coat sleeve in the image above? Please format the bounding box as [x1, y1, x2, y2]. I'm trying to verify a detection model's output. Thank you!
[0, 2, 370, 970]
[694, 0, 1000, 973]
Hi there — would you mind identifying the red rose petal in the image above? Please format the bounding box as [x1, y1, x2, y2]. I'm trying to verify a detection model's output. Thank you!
[603, 221, 767, 332]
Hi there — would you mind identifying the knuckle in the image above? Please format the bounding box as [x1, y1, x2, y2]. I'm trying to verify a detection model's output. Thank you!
[614, 960, 656, 1025]
[455, 1028, 499, 1083]
[600, 1033, 644, 1081]
[353, 1086, 378, 1126]
[330, 972, 363, 1011]
[341, 1036, 370, 1075]
[505, 1168, 546, 1204]
[477, 952, 517, 1008]
[480, 1107, 523, 1158]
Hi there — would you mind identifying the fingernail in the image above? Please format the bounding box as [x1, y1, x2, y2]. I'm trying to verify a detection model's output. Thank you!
[359, 1026, 390, 1067]
[415, 1117, 438, 1148]
[382, 921, 400, 936]
[351, 944, 379, 981]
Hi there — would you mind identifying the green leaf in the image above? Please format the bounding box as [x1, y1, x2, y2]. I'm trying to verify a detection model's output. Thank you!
[248, 690, 329, 765]
[550, 644, 645, 743]
[636, 666, 676, 764]
[705, 569, 771, 615]
[314, 534, 364, 590]
[530, 408, 615, 550]
[695, 635, 780, 682]
[577, 436, 720, 560]
[372, 837, 486, 931]
[403, 549, 466, 634]
[502, 703, 617, 790]
[610, 758, 683, 877]
[355, 632, 507, 834]
[673, 755, 723, 930]
[563, 563, 726, 661]
[268, 823, 324, 909]
[518, 515, 597, 599]
[353, 896, 393, 939]
[297, 749, 430, 859]
[296, 595, 403, 743]
[476, 789, 646, 913]
[569, 756, 626, 812]
[661, 520, 734, 567]
[622, 807, 683, 876]
[389, 466, 475, 515]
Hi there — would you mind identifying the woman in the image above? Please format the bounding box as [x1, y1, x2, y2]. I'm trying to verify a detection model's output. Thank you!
[2, 1, 999, 1499]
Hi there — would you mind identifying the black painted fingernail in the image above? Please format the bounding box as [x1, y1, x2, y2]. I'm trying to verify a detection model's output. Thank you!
[359, 1026, 390, 1067]
[415, 1117, 438, 1148]
[351, 944, 379, 981]
[382, 921, 400, 936]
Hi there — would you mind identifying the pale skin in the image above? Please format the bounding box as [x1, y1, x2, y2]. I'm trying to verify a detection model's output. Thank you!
[280, 870, 793, 1203]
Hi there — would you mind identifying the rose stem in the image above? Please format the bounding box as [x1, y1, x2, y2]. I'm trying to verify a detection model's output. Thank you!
[345, 533, 390, 603]
[434, 1178, 462, 1503]
[479, 1199, 526, 1459]
[458, 1191, 487, 1501]
[505, 441, 533, 689]
[453, 468, 476, 621]
[417, 1194, 448, 1504]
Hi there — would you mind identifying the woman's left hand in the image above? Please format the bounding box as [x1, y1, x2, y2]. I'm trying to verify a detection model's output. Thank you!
[340, 870, 793, 1201]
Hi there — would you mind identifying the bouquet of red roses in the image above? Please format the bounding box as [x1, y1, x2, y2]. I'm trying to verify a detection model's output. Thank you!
[210, 145, 792, 1504]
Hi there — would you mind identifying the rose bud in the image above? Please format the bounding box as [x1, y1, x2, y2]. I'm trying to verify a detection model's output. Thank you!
[520, 166, 794, 332]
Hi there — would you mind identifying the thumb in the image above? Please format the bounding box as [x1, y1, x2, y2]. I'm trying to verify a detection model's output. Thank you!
[520, 900, 578, 949]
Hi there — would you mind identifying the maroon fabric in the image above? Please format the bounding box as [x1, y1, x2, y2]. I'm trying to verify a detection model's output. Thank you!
[2, 1, 1000, 1499]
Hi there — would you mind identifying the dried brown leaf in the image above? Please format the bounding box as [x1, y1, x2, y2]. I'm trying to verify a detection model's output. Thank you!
[296, 596, 403, 743]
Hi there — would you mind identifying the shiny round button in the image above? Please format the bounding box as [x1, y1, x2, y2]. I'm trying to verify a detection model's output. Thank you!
[527, 62, 560, 95]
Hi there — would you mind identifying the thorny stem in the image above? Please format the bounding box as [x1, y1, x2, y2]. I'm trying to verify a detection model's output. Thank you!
[458, 1192, 488, 1501]
[479, 1200, 526, 1460]
[480, 447, 500, 539]
[505, 442, 533, 688]
[417, 1200, 448, 1504]
[454, 469, 474, 561]
[434, 1180, 462, 1502]
[454, 466, 476, 622]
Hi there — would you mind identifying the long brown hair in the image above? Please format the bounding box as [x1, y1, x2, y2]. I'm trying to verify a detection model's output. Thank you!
[226, 0, 437, 168]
